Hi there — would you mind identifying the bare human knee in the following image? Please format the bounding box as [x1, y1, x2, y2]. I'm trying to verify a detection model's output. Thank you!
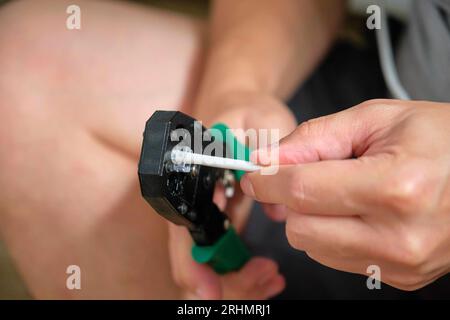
[0, 0, 205, 158]
[0, 0, 203, 298]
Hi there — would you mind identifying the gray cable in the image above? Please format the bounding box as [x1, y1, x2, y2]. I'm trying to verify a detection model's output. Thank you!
[375, 6, 411, 100]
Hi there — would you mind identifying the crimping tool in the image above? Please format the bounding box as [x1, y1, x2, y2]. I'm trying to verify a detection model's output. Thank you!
[138, 111, 252, 274]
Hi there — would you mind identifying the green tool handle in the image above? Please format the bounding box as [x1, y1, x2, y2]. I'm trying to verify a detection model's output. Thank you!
[192, 227, 251, 274]
[191, 123, 252, 273]
[210, 123, 252, 181]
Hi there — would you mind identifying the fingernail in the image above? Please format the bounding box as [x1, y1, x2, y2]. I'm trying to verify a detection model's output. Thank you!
[240, 175, 255, 197]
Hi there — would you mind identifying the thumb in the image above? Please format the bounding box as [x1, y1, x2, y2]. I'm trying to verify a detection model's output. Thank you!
[168, 224, 222, 299]
[251, 101, 396, 165]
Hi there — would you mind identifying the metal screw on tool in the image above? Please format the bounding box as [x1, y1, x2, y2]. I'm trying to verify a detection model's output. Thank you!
[203, 174, 212, 188]
[187, 210, 197, 221]
[165, 161, 173, 173]
[178, 203, 188, 215]
[221, 170, 235, 198]
[191, 165, 199, 177]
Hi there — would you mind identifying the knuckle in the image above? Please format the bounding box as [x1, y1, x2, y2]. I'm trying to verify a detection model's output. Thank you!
[295, 121, 312, 138]
[295, 119, 321, 138]
[379, 168, 434, 216]
[354, 99, 406, 122]
[359, 99, 389, 109]
[357, 99, 401, 114]
[396, 232, 430, 272]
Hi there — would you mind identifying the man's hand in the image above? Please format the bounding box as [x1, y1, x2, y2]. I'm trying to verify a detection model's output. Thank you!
[169, 92, 296, 299]
[241, 99, 450, 290]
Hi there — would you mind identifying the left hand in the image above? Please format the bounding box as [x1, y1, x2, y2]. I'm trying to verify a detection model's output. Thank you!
[168, 91, 296, 299]
[241, 99, 450, 291]
[195, 90, 298, 226]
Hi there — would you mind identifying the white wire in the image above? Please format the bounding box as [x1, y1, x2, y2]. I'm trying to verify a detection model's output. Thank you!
[171, 150, 261, 172]
[375, 5, 411, 100]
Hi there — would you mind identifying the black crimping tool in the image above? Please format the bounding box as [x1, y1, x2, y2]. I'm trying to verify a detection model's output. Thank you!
[138, 111, 251, 274]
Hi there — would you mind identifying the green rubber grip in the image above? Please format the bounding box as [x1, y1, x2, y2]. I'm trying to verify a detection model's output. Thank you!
[192, 227, 251, 274]
[210, 123, 251, 181]
[191, 123, 251, 274]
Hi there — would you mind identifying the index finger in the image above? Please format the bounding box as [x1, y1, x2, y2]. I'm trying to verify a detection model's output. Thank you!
[241, 158, 381, 216]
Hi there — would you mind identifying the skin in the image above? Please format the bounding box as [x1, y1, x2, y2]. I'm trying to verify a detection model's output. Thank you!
[0, 0, 344, 299]
[241, 99, 450, 291]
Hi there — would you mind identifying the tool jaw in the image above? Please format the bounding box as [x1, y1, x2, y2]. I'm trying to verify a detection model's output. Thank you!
[138, 111, 228, 246]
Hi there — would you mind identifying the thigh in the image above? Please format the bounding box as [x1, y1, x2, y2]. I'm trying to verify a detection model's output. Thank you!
[1, 0, 205, 155]
[0, 0, 204, 298]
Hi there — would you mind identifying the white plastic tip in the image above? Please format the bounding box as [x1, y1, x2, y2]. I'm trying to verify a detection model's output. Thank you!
[171, 149, 261, 172]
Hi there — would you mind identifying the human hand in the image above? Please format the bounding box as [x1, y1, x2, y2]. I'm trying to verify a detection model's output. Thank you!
[169, 91, 296, 299]
[198, 91, 297, 223]
[241, 99, 450, 290]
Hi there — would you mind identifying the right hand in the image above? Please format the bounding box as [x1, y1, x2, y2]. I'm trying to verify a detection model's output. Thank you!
[241, 99, 450, 291]
[169, 92, 295, 299]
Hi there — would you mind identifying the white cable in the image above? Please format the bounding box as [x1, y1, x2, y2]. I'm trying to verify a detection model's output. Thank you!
[171, 150, 261, 172]
[376, 5, 411, 100]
